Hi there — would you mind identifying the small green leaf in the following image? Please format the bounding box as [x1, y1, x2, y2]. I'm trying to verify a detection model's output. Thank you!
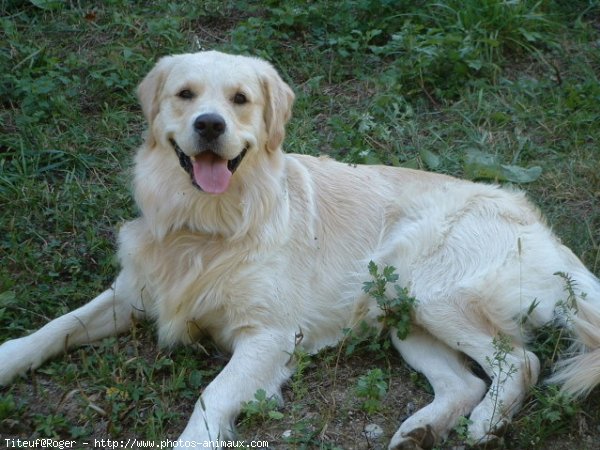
[399, 157, 419, 169]
[367, 261, 378, 277]
[189, 370, 203, 389]
[466, 59, 483, 71]
[268, 410, 284, 420]
[543, 410, 561, 423]
[382, 265, 398, 282]
[499, 164, 542, 183]
[489, 112, 512, 125]
[419, 148, 442, 169]
[519, 28, 542, 43]
[29, 0, 64, 10]
[253, 388, 267, 401]
[363, 152, 382, 165]
[0, 291, 16, 306]
[463, 148, 541, 183]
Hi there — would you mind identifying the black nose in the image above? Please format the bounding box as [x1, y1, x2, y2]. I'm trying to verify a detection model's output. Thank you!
[194, 113, 226, 142]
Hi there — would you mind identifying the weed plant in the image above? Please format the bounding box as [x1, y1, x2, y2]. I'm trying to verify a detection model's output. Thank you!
[240, 389, 284, 425]
[1, 0, 599, 447]
[363, 261, 417, 340]
[355, 368, 388, 415]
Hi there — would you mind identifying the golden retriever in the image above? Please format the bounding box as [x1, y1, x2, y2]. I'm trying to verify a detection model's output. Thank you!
[1, 51, 599, 449]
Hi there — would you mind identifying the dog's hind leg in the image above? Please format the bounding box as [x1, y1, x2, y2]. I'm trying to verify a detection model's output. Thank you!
[388, 325, 487, 450]
[416, 299, 540, 446]
[0, 269, 146, 385]
[177, 330, 295, 448]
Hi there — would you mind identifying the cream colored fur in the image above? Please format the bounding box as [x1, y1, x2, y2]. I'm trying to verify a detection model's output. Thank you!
[1, 51, 599, 449]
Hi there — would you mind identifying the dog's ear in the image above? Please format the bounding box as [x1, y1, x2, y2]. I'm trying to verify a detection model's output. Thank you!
[137, 56, 174, 130]
[259, 61, 295, 152]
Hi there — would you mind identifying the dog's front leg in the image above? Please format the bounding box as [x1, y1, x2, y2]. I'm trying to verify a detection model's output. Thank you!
[0, 270, 145, 385]
[176, 330, 295, 448]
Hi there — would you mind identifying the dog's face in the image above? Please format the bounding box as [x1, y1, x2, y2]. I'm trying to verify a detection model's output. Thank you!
[137, 51, 295, 194]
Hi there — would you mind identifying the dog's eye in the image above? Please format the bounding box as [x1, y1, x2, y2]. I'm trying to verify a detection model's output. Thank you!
[233, 93, 247, 105]
[177, 89, 194, 100]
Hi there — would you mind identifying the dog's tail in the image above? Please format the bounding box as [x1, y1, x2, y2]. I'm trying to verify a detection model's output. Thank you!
[547, 263, 600, 398]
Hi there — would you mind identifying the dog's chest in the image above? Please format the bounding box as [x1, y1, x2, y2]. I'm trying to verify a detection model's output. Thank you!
[138, 232, 281, 348]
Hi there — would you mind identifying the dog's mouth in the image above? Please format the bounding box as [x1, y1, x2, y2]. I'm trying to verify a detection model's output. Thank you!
[169, 139, 248, 194]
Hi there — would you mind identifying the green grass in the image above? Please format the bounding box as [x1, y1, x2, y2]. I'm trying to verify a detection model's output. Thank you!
[1, 0, 599, 448]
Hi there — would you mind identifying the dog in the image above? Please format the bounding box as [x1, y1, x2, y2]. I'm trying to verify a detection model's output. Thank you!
[1, 51, 599, 449]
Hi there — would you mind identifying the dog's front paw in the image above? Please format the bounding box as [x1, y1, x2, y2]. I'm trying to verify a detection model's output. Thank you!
[0, 337, 40, 386]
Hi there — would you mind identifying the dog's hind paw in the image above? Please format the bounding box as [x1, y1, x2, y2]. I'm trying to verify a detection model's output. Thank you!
[469, 433, 505, 449]
[389, 425, 436, 450]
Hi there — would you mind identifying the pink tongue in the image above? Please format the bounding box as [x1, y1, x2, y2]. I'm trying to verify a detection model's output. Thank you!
[192, 152, 232, 194]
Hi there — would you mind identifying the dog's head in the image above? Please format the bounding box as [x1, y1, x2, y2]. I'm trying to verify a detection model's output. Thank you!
[137, 51, 295, 194]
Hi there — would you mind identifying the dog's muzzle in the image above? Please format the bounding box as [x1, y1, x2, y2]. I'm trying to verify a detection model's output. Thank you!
[169, 138, 248, 192]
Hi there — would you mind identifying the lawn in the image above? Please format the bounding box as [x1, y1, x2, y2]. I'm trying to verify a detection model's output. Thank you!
[1, 0, 599, 448]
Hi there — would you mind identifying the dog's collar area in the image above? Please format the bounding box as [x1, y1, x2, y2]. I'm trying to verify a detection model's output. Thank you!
[169, 138, 248, 191]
